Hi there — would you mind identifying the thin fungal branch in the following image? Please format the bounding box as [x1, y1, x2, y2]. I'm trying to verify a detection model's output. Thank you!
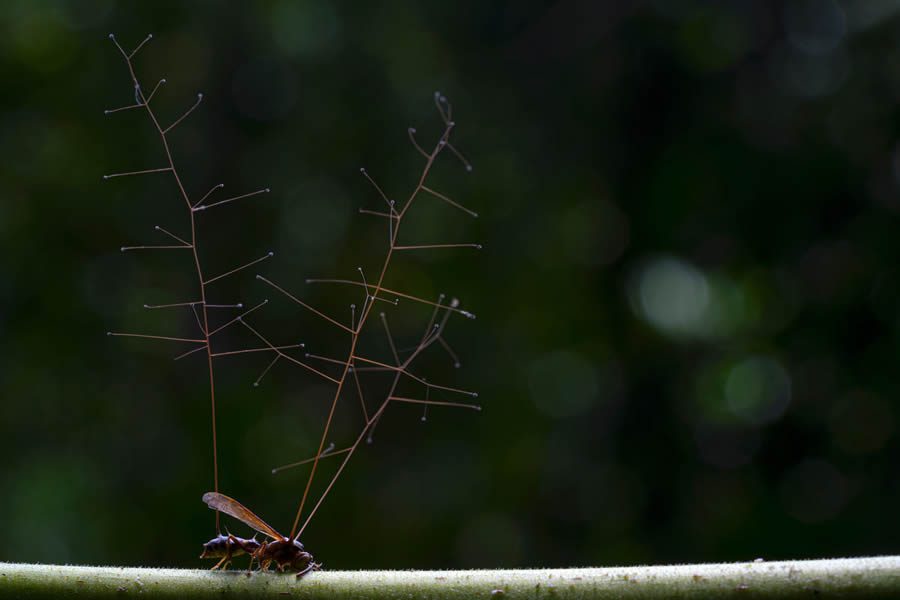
[104, 33, 271, 535]
[237, 317, 341, 385]
[420, 185, 478, 217]
[207, 299, 268, 337]
[257, 275, 355, 334]
[304, 279, 474, 318]
[272, 445, 351, 475]
[103, 166, 173, 179]
[392, 242, 482, 251]
[388, 396, 482, 412]
[253, 355, 281, 387]
[195, 187, 270, 211]
[350, 365, 369, 422]
[381, 312, 401, 366]
[359, 208, 399, 219]
[107, 35, 480, 562]
[204, 252, 274, 285]
[194, 183, 225, 208]
[106, 331, 208, 344]
[154, 225, 191, 246]
[407, 127, 429, 158]
[261, 98, 479, 542]
[211, 343, 305, 358]
[120, 243, 191, 251]
[162, 93, 204, 135]
[190, 303, 207, 335]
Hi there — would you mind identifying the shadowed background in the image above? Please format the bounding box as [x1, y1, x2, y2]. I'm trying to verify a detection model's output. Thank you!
[1, 0, 899, 569]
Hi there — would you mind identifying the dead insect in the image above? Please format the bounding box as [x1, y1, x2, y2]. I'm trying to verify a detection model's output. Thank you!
[199, 533, 261, 570]
[201, 492, 321, 577]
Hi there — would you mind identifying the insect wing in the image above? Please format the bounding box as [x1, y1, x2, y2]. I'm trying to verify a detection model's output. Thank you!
[202, 492, 284, 541]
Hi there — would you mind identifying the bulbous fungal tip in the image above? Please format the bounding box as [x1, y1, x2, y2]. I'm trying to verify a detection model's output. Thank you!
[263, 298, 269, 303]
[161, 78, 167, 83]
[472, 393, 479, 398]
[350, 303, 356, 309]
[380, 312, 385, 317]
[305, 279, 312, 284]
[108, 33, 115, 39]
[472, 212, 479, 217]
[237, 303, 243, 308]
[154, 225, 160, 230]
[409, 127, 416, 133]
[434, 90, 441, 97]
[106, 331, 112, 336]
[299, 342, 305, 347]
[454, 362, 461, 368]
[476, 244, 483, 249]
[256, 274, 262, 279]
[103, 110, 109, 114]
[304, 353, 310, 358]
[103, 175, 109, 179]
[253, 382, 259, 387]
[466, 165, 473, 172]
[197, 93, 204, 99]
[143, 304, 149, 308]
[147, 33, 153, 38]
[265, 188, 270, 193]
[475, 406, 482, 412]
[267, 251, 274, 257]
[449, 121, 455, 127]
[360, 167, 366, 173]
[120, 247, 126, 252]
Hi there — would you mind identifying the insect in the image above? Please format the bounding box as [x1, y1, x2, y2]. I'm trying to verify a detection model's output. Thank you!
[199, 533, 260, 571]
[201, 492, 320, 577]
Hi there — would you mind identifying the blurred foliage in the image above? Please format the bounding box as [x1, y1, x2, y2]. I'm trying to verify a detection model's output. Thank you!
[1, 0, 899, 570]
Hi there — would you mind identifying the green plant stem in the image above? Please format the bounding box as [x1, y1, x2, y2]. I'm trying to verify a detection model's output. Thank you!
[1, 556, 898, 599]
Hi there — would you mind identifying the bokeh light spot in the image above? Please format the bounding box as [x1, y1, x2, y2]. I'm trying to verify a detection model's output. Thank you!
[630, 256, 710, 338]
[724, 356, 791, 425]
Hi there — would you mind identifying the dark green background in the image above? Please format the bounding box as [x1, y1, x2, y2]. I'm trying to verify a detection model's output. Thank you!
[2, 1, 898, 570]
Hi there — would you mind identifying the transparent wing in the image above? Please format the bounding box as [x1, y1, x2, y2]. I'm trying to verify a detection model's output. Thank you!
[202, 492, 283, 541]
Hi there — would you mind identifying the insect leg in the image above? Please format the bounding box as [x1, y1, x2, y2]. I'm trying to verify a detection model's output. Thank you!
[295, 559, 320, 578]
[211, 554, 230, 570]
[248, 540, 267, 575]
